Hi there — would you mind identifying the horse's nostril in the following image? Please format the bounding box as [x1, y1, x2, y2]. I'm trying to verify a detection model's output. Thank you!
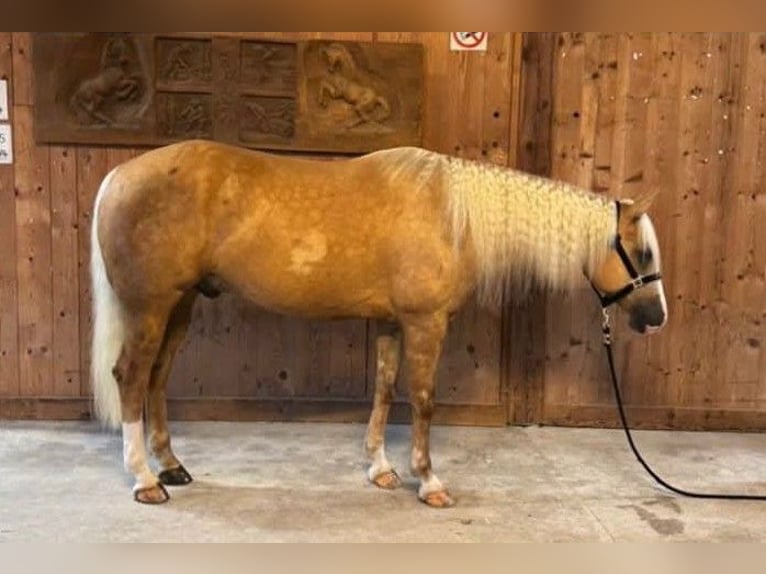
[647, 307, 666, 327]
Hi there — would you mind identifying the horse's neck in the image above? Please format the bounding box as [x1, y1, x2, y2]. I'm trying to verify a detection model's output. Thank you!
[446, 159, 616, 305]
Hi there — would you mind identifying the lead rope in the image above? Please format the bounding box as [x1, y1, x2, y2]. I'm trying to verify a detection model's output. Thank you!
[601, 310, 766, 501]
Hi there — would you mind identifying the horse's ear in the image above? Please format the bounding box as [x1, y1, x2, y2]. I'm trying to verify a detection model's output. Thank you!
[623, 190, 659, 220]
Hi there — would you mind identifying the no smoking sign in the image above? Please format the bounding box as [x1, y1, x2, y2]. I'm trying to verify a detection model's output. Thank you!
[450, 32, 488, 52]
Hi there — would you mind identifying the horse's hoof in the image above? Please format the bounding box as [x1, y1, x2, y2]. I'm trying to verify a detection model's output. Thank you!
[420, 490, 455, 508]
[134, 483, 170, 504]
[371, 470, 401, 490]
[159, 465, 193, 486]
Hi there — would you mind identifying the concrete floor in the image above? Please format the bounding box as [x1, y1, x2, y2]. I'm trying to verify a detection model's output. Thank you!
[1, 420, 765, 542]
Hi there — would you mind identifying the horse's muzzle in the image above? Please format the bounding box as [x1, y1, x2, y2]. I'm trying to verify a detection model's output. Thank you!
[628, 302, 667, 335]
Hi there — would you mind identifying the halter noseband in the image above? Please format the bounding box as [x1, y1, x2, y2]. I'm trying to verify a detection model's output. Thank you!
[591, 201, 663, 309]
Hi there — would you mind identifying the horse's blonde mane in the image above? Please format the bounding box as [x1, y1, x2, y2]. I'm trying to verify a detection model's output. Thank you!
[447, 158, 617, 305]
[444, 155, 617, 307]
[370, 148, 617, 308]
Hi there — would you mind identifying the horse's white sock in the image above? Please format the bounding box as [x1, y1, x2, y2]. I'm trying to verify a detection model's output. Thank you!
[368, 445, 394, 480]
[123, 420, 157, 490]
[418, 473, 445, 499]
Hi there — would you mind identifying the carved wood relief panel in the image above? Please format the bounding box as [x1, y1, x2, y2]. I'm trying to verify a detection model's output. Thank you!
[32, 34, 424, 153]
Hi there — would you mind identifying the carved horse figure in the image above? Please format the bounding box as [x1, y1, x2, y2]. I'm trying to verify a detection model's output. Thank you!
[317, 43, 391, 127]
[91, 140, 667, 506]
[70, 37, 142, 125]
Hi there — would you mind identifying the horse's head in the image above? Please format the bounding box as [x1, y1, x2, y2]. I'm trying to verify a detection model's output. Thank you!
[590, 191, 667, 335]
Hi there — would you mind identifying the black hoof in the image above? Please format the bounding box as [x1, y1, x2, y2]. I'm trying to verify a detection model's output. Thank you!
[158, 465, 193, 486]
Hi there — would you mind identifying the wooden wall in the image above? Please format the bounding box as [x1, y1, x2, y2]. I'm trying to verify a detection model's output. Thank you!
[519, 33, 766, 429]
[1, 32, 765, 430]
[0, 32, 521, 425]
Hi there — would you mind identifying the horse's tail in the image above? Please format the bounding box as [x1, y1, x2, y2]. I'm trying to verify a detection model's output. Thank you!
[90, 168, 124, 429]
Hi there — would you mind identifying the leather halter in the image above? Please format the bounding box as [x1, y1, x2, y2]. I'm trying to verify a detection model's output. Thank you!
[591, 202, 663, 309]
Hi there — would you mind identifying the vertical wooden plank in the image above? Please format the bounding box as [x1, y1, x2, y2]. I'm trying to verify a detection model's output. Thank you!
[668, 33, 719, 409]
[448, 42, 487, 159]
[0, 33, 18, 396]
[77, 147, 110, 397]
[691, 34, 734, 408]
[720, 33, 766, 407]
[50, 145, 80, 396]
[507, 33, 524, 169]
[481, 33, 513, 166]
[509, 32, 556, 424]
[14, 105, 52, 396]
[14, 32, 52, 397]
[544, 32, 588, 413]
[752, 33, 766, 406]
[640, 33, 682, 408]
[10, 33, 32, 106]
[417, 33, 451, 152]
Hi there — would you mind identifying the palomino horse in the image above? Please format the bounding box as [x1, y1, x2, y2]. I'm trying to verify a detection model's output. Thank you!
[91, 140, 667, 506]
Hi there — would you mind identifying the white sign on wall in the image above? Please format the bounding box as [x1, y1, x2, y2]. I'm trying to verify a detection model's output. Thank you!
[0, 79, 8, 121]
[450, 32, 488, 52]
[0, 123, 13, 165]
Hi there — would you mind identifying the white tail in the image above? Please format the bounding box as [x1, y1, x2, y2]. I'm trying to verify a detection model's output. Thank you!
[90, 169, 124, 429]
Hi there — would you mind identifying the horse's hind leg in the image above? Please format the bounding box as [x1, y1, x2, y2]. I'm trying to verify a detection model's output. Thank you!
[147, 292, 197, 487]
[114, 304, 175, 504]
[365, 329, 402, 489]
[401, 312, 453, 508]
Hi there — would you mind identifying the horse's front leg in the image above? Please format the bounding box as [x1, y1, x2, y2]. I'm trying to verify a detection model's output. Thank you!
[401, 312, 453, 508]
[365, 331, 402, 489]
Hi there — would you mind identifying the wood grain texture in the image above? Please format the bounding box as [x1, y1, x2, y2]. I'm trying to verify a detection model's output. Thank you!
[0, 33, 18, 397]
[14, 104, 52, 397]
[50, 145, 79, 396]
[10, 33, 32, 106]
[533, 32, 766, 427]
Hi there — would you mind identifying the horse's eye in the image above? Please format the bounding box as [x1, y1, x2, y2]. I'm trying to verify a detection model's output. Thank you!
[637, 248, 653, 266]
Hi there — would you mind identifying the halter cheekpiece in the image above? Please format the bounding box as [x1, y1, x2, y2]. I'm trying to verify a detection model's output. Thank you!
[591, 201, 663, 309]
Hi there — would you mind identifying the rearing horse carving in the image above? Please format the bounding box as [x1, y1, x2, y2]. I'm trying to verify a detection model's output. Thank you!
[91, 140, 667, 506]
[70, 37, 142, 126]
[317, 43, 391, 128]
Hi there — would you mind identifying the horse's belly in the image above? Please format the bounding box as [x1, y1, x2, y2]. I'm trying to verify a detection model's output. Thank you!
[229, 272, 394, 319]
[214, 244, 395, 320]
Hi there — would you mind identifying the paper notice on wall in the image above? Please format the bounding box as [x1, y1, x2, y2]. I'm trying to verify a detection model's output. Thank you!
[0, 79, 7, 121]
[0, 124, 13, 164]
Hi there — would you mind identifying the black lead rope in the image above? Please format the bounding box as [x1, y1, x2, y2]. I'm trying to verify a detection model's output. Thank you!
[602, 317, 766, 501]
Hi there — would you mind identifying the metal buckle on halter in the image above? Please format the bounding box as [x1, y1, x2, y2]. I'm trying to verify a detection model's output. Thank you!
[630, 277, 644, 289]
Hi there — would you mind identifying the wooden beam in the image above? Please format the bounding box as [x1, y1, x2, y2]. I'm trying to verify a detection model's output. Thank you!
[0, 398, 507, 427]
[542, 404, 766, 432]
